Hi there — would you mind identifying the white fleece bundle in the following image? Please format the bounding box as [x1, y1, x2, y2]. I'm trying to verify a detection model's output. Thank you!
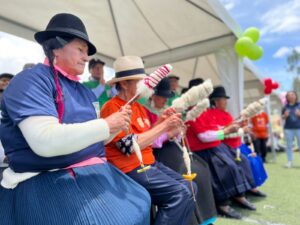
[241, 98, 267, 119]
[172, 79, 213, 113]
[185, 98, 210, 122]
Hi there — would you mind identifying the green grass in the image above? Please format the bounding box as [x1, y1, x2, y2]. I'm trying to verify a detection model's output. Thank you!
[216, 152, 300, 225]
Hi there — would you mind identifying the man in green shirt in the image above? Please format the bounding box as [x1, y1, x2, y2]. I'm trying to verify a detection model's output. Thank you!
[167, 75, 180, 106]
[83, 58, 117, 108]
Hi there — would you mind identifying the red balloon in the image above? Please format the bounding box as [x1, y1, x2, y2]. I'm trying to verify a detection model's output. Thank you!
[272, 82, 279, 90]
[264, 87, 272, 95]
[264, 78, 272, 87]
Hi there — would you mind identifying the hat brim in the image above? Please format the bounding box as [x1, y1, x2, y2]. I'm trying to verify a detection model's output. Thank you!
[34, 30, 97, 56]
[210, 95, 230, 99]
[107, 74, 146, 85]
[168, 76, 180, 80]
[155, 91, 175, 98]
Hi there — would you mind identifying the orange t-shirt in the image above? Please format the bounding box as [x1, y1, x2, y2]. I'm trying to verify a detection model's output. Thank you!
[251, 112, 269, 139]
[101, 96, 155, 173]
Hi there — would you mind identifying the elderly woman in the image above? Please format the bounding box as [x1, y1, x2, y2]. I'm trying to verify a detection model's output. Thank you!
[186, 86, 258, 219]
[101, 56, 196, 225]
[0, 13, 150, 225]
[143, 78, 217, 225]
[208, 87, 267, 191]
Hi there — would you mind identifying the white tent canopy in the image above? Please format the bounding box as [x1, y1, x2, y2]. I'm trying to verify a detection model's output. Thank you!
[0, 0, 252, 116]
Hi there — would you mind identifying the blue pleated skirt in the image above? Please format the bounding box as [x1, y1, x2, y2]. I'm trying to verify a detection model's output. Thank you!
[240, 144, 268, 186]
[0, 163, 151, 225]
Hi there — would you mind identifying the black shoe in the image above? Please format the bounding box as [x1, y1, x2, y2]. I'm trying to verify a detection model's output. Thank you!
[218, 206, 242, 219]
[235, 199, 256, 210]
[248, 190, 267, 198]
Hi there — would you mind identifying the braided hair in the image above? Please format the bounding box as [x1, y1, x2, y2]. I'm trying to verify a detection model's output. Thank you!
[41, 36, 73, 122]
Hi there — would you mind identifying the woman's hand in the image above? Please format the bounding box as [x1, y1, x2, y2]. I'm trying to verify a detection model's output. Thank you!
[242, 125, 251, 134]
[167, 127, 182, 139]
[164, 113, 182, 130]
[283, 110, 290, 119]
[156, 107, 177, 124]
[223, 123, 240, 135]
[104, 105, 132, 134]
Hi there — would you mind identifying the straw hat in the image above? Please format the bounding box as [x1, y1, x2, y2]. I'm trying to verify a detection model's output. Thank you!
[107, 56, 146, 85]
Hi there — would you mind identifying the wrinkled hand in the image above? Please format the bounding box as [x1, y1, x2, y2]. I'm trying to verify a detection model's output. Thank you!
[104, 105, 132, 134]
[243, 126, 251, 134]
[167, 127, 181, 139]
[164, 113, 182, 130]
[156, 107, 177, 125]
[224, 123, 240, 135]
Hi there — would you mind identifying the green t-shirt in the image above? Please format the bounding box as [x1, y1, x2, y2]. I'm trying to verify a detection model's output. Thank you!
[167, 91, 180, 106]
[83, 80, 112, 108]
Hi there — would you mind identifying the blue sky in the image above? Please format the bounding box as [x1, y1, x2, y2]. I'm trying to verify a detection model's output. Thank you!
[220, 0, 300, 91]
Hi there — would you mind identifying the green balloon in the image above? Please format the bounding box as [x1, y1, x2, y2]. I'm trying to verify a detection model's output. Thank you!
[243, 27, 260, 43]
[247, 45, 263, 60]
[235, 37, 254, 57]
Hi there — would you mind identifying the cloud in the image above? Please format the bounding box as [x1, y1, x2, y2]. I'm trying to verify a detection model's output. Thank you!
[273, 46, 300, 58]
[261, 0, 300, 36]
[220, 0, 237, 10]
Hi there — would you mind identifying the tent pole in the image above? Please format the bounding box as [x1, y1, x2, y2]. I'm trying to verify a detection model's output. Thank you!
[266, 95, 277, 162]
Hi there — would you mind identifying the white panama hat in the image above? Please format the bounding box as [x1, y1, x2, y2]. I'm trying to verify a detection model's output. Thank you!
[107, 55, 146, 85]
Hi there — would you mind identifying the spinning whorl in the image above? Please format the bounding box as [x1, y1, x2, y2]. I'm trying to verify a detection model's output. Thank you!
[172, 79, 213, 113]
[185, 98, 210, 122]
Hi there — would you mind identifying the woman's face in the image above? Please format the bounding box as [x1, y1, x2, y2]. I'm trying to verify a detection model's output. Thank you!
[119, 80, 139, 99]
[286, 92, 297, 104]
[152, 95, 168, 109]
[215, 97, 227, 110]
[54, 38, 89, 76]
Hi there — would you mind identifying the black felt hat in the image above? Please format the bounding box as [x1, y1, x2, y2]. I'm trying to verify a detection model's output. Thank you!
[209, 86, 230, 99]
[34, 13, 96, 55]
[168, 75, 180, 80]
[0, 73, 14, 80]
[188, 78, 204, 89]
[154, 78, 175, 98]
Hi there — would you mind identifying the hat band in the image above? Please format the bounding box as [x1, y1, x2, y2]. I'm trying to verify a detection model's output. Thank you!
[116, 68, 145, 78]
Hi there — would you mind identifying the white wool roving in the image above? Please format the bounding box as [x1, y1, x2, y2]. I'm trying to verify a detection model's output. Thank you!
[241, 97, 267, 119]
[185, 98, 210, 122]
[132, 138, 143, 164]
[182, 146, 191, 175]
[172, 79, 213, 113]
[136, 64, 173, 99]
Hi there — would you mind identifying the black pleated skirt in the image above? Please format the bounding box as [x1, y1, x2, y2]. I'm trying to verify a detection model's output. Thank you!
[193, 143, 254, 203]
[153, 141, 217, 225]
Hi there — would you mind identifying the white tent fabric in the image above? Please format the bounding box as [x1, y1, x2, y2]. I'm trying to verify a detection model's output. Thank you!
[0, 0, 235, 66]
[0, 0, 261, 116]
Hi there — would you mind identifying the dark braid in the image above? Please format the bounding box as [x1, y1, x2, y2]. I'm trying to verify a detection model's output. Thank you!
[41, 36, 72, 122]
[210, 98, 216, 108]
